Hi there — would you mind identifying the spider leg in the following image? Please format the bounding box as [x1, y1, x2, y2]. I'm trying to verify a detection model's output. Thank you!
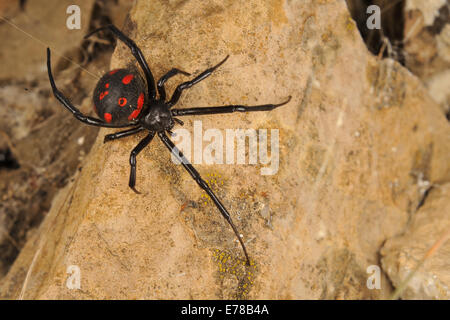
[173, 118, 184, 126]
[157, 68, 191, 101]
[172, 96, 292, 116]
[129, 132, 156, 194]
[167, 55, 229, 107]
[47, 48, 137, 128]
[84, 25, 157, 100]
[104, 126, 145, 143]
[158, 131, 250, 265]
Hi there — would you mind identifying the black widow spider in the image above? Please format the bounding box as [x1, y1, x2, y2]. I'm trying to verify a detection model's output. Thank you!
[46, 24, 291, 265]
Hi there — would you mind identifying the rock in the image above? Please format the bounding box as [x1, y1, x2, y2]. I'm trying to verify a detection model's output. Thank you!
[404, 0, 450, 115]
[1, 0, 449, 299]
[381, 183, 450, 299]
[0, 0, 95, 279]
[0, 0, 95, 142]
[0, 0, 94, 81]
[0, 0, 133, 279]
[0, 1, 22, 20]
[405, 0, 447, 26]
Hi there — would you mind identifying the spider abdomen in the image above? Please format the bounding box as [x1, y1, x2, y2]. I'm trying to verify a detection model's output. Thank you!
[93, 68, 147, 124]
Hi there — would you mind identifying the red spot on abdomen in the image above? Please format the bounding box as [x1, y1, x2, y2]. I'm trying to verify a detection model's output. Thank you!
[118, 97, 127, 106]
[137, 93, 144, 109]
[128, 109, 142, 121]
[122, 74, 134, 84]
[104, 113, 112, 123]
[99, 91, 109, 100]
[105, 83, 109, 88]
[128, 93, 145, 120]
[109, 69, 118, 75]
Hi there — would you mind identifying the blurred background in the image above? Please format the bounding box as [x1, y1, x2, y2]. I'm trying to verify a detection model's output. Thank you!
[0, 0, 134, 277]
[0, 0, 448, 285]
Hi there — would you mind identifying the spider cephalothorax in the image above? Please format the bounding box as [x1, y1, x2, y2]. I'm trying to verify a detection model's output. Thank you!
[141, 100, 175, 132]
[47, 24, 291, 265]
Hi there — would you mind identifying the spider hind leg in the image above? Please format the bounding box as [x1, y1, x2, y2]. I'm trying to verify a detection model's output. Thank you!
[158, 131, 251, 265]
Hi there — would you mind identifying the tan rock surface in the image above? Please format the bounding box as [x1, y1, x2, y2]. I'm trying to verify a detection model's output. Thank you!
[404, 0, 450, 114]
[0, 0, 94, 80]
[382, 184, 450, 299]
[1, 0, 449, 299]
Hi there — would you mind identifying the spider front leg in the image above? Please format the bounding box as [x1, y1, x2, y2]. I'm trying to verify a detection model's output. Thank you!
[103, 127, 145, 143]
[157, 68, 191, 101]
[158, 131, 250, 265]
[129, 132, 156, 194]
[167, 55, 229, 107]
[84, 24, 157, 100]
[171, 96, 292, 117]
